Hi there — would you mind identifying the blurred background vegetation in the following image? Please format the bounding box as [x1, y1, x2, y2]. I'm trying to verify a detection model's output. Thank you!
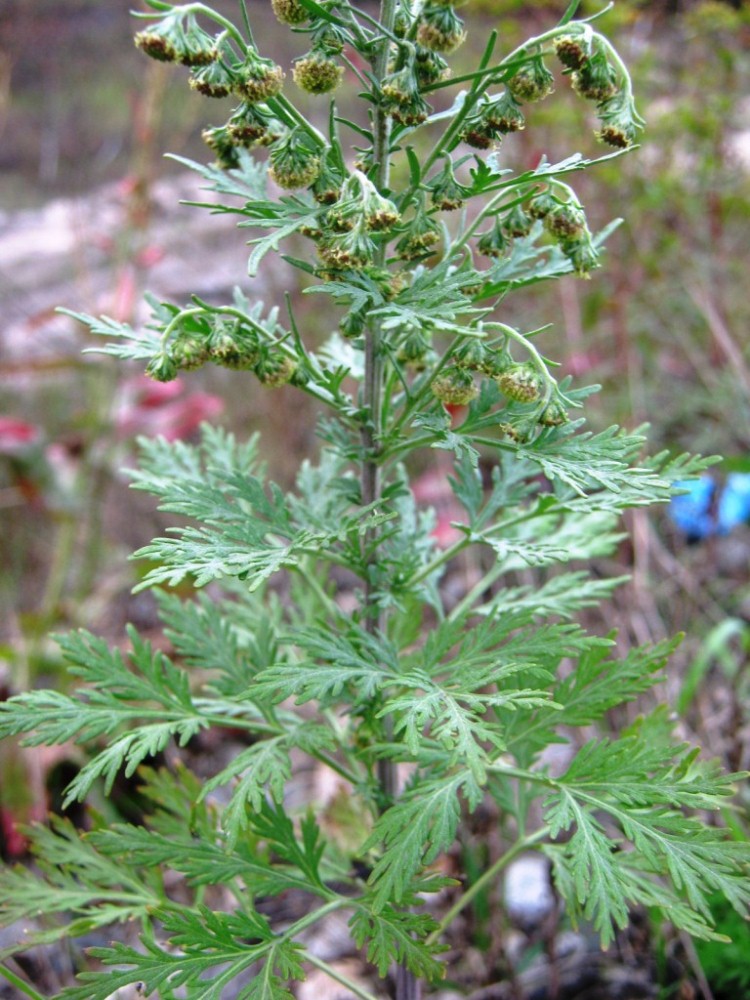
[0, 0, 749, 991]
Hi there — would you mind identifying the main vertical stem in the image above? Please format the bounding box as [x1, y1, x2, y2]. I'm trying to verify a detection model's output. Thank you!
[360, 0, 419, 997]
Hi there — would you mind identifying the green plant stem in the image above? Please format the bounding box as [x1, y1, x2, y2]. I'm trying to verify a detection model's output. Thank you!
[0, 964, 45, 1000]
[306, 954, 381, 1000]
[426, 827, 550, 946]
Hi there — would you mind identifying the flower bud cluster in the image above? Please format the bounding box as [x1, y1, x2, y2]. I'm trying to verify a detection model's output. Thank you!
[271, 0, 308, 25]
[460, 91, 526, 149]
[555, 35, 641, 149]
[293, 49, 344, 95]
[429, 160, 465, 211]
[416, 3, 466, 55]
[135, 12, 217, 66]
[316, 172, 400, 271]
[431, 366, 478, 406]
[506, 54, 555, 103]
[145, 311, 298, 389]
[381, 50, 432, 127]
[395, 203, 442, 261]
[269, 128, 321, 189]
[524, 186, 600, 277]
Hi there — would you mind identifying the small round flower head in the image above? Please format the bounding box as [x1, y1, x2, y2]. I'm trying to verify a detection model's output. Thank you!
[393, 4, 412, 37]
[176, 14, 217, 67]
[415, 46, 450, 86]
[340, 307, 367, 339]
[430, 166, 465, 211]
[228, 103, 282, 147]
[396, 213, 442, 260]
[382, 60, 419, 106]
[484, 91, 526, 134]
[459, 117, 497, 150]
[271, 0, 308, 25]
[454, 339, 487, 372]
[146, 352, 179, 382]
[391, 92, 431, 127]
[268, 129, 321, 189]
[134, 15, 183, 62]
[527, 189, 558, 220]
[507, 55, 555, 103]
[562, 237, 600, 277]
[293, 50, 344, 94]
[538, 400, 569, 427]
[202, 125, 241, 170]
[554, 33, 592, 71]
[501, 203, 533, 239]
[209, 319, 260, 370]
[190, 58, 239, 98]
[170, 332, 210, 371]
[417, 3, 466, 54]
[595, 94, 639, 149]
[362, 187, 401, 231]
[496, 363, 542, 403]
[312, 154, 346, 205]
[235, 52, 285, 104]
[397, 330, 431, 369]
[477, 219, 508, 259]
[544, 203, 587, 240]
[319, 224, 376, 270]
[255, 352, 297, 387]
[431, 367, 478, 406]
[571, 50, 619, 102]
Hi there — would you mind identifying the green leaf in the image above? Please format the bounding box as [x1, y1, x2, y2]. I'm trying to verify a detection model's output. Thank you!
[0, 817, 160, 957]
[365, 772, 480, 910]
[350, 903, 444, 980]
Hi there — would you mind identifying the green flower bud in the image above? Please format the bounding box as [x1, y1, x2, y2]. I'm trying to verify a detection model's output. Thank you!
[544, 203, 587, 240]
[319, 223, 376, 270]
[146, 352, 179, 382]
[554, 33, 592, 71]
[255, 352, 297, 387]
[190, 57, 239, 98]
[202, 125, 241, 170]
[496, 363, 542, 403]
[271, 0, 308, 25]
[527, 189, 558, 220]
[538, 400, 569, 427]
[477, 219, 508, 259]
[396, 212, 442, 260]
[501, 203, 533, 239]
[170, 332, 210, 371]
[340, 308, 367, 339]
[397, 330, 431, 369]
[430, 162, 465, 211]
[391, 92, 431, 127]
[293, 50, 344, 95]
[595, 94, 639, 149]
[177, 14, 217, 67]
[484, 91, 526, 134]
[415, 46, 450, 86]
[134, 15, 183, 63]
[562, 237, 600, 277]
[227, 103, 284, 147]
[209, 318, 260, 369]
[235, 52, 285, 104]
[454, 339, 487, 372]
[507, 55, 555, 103]
[417, 3, 466, 54]
[312, 154, 346, 205]
[571, 50, 618, 102]
[431, 367, 478, 406]
[268, 129, 321, 189]
[459, 118, 497, 150]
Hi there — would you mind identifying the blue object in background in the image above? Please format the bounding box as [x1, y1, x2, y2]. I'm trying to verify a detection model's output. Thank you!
[717, 473, 750, 535]
[669, 476, 717, 541]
